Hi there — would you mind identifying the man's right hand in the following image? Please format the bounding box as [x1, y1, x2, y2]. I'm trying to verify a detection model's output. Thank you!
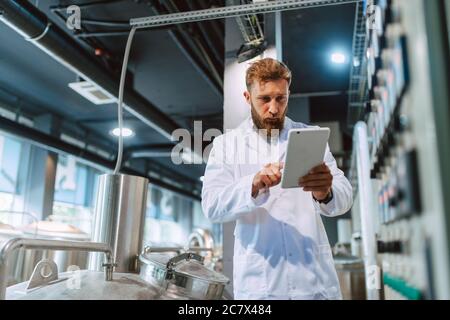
[251, 162, 284, 198]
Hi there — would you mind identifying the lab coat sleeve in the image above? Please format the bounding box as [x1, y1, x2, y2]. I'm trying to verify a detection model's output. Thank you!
[201, 135, 269, 223]
[313, 144, 353, 217]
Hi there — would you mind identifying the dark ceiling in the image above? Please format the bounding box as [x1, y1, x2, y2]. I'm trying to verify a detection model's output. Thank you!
[0, 0, 357, 195]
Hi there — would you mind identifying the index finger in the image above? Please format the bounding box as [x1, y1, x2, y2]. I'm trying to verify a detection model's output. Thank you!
[273, 162, 284, 169]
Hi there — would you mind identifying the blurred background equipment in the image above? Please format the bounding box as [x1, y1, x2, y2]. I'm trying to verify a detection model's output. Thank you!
[0, 0, 448, 300]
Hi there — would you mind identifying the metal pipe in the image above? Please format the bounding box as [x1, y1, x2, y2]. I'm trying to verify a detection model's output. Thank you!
[149, 0, 223, 97]
[0, 116, 201, 200]
[183, 0, 224, 69]
[0, 0, 181, 140]
[354, 121, 380, 300]
[143, 246, 214, 254]
[166, 0, 223, 87]
[0, 238, 114, 300]
[75, 26, 175, 38]
[50, 0, 126, 11]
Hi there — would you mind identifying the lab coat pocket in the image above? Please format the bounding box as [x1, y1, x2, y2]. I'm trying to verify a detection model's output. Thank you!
[315, 244, 341, 299]
[234, 253, 267, 294]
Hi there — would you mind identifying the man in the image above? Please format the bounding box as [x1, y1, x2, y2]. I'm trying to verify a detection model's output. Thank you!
[201, 58, 353, 300]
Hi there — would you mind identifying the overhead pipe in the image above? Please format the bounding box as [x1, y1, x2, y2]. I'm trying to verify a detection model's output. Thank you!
[0, 116, 201, 201]
[149, 0, 223, 97]
[0, 0, 181, 140]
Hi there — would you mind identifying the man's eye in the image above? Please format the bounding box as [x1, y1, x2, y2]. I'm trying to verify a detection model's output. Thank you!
[277, 96, 287, 102]
[261, 97, 271, 103]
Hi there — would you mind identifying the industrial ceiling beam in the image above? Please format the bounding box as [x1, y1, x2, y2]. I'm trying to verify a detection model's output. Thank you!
[131, 0, 360, 29]
[0, 0, 181, 141]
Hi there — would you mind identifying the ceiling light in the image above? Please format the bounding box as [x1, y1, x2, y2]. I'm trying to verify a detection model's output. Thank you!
[110, 127, 134, 138]
[331, 52, 347, 64]
[199, 176, 204, 182]
[69, 81, 116, 105]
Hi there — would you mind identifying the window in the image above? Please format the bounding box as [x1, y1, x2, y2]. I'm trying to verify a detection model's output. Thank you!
[143, 185, 187, 246]
[0, 135, 25, 224]
[52, 155, 104, 235]
[143, 185, 222, 249]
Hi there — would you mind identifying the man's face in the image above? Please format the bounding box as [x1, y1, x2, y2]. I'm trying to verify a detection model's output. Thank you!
[244, 79, 290, 136]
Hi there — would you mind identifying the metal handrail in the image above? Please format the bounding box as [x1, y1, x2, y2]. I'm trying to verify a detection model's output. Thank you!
[0, 238, 115, 300]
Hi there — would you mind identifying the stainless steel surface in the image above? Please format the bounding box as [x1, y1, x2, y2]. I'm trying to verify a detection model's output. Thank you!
[0, 224, 26, 286]
[89, 173, 148, 273]
[19, 221, 90, 283]
[130, 0, 359, 29]
[6, 270, 162, 300]
[188, 228, 215, 250]
[334, 253, 366, 300]
[139, 251, 229, 300]
[26, 259, 60, 290]
[0, 238, 114, 300]
[188, 229, 216, 268]
[354, 121, 379, 299]
[0, 212, 38, 286]
[143, 246, 214, 254]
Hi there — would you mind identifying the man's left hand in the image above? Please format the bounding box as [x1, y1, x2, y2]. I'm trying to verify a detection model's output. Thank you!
[298, 162, 333, 201]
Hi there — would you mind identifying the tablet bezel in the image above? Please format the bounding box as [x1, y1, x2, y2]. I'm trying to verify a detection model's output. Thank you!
[280, 127, 330, 189]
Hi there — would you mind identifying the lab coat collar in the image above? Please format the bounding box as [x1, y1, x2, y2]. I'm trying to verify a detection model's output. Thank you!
[238, 116, 293, 164]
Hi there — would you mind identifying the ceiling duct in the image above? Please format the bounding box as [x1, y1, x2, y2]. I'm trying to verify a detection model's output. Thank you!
[0, 0, 181, 141]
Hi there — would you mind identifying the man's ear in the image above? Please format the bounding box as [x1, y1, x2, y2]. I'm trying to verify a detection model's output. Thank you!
[243, 91, 251, 105]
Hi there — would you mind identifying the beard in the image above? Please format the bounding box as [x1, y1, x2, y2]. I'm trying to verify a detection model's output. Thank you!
[251, 103, 287, 138]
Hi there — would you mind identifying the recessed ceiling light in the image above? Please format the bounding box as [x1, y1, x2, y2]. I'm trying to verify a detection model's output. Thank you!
[110, 127, 134, 138]
[331, 52, 347, 64]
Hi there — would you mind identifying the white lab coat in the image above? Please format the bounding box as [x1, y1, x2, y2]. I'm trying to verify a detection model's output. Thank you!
[201, 117, 353, 300]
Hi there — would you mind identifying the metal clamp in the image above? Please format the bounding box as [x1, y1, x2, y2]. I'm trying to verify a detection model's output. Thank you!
[0, 238, 115, 300]
[166, 252, 204, 270]
[25, 22, 51, 42]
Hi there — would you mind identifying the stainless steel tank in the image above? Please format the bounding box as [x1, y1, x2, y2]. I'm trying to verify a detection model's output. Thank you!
[1, 173, 230, 300]
[89, 174, 148, 273]
[0, 223, 25, 286]
[2, 238, 229, 300]
[334, 252, 366, 300]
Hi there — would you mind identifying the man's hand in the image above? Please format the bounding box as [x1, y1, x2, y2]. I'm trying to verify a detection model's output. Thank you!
[299, 162, 333, 201]
[252, 162, 284, 198]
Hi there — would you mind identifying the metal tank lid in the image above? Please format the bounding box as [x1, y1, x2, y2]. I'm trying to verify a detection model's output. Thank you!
[333, 252, 364, 269]
[172, 259, 229, 284]
[140, 252, 173, 267]
[140, 251, 229, 284]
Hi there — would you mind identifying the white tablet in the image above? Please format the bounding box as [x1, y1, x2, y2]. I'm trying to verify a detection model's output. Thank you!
[281, 127, 330, 189]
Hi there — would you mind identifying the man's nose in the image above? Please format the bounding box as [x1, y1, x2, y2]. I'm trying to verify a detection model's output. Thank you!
[268, 100, 278, 115]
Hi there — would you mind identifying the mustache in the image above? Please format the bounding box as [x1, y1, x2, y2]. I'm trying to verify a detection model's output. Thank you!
[264, 117, 283, 123]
